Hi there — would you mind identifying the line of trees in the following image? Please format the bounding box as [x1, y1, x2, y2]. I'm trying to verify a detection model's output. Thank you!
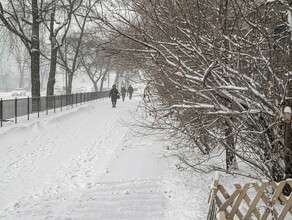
[94, 0, 292, 183]
[0, 0, 131, 97]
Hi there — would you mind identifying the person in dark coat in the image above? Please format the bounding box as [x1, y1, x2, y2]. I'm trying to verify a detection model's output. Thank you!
[127, 85, 134, 100]
[121, 86, 127, 101]
[109, 85, 119, 108]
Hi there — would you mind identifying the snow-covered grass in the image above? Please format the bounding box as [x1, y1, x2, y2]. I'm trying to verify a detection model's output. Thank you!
[0, 95, 212, 219]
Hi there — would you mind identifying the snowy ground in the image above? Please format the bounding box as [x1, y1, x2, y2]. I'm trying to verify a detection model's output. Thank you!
[0, 92, 23, 100]
[0, 95, 210, 219]
[0, 91, 38, 100]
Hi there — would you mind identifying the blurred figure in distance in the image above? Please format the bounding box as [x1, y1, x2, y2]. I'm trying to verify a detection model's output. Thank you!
[109, 85, 119, 108]
[127, 85, 134, 100]
[121, 86, 127, 102]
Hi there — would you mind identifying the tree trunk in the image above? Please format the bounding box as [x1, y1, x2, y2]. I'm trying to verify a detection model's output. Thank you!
[68, 73, 73, 94]
[47, 48, 57, 96]
[31, 0, 40, 112]
[31, 0, 40, 97]
[114, 72, 120, 89]
[19, 70, 24, 88]
[47, 5, 57, 97]
[16, 53, 27, 89]
[220, 0, 237, 170]
[99, 70, 108, 92]
[93, 82, 98, 92]
[125, 73, 130, 88]
[28, 75, 31, 90]
[100, 74, 106, 91]
[225, 124, 238, 170]
[40, 69, 46, 90]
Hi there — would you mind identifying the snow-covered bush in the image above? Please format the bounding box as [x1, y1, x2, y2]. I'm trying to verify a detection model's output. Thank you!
[100, 0, 292, 182]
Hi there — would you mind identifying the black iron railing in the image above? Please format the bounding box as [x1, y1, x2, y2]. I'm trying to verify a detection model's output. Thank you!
[0, 91, 109, 127]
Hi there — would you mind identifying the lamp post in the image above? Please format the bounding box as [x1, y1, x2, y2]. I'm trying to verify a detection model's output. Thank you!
[284, 106, 291, 123]
[284, 106, 292, 170]
[284, 106, 292, 195]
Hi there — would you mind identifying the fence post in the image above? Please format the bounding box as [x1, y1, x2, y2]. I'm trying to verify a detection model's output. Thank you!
[76, 94, 78, 106]
[38, 97, 40, 118]
[27, 96, 30, 120]
[46, 96, 48, 115]
[15, 97, 17, 124]
[61, 94, 63, 111]
[72, 94, 73, 108]
[54, 95, 56, 113]
[207, 172, 219, 220]
[0, 98, 2, 127]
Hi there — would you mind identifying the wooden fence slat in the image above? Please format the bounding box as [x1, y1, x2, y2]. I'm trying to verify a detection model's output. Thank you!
[207, 172, 219, 220]
[271, 181, 286, 205]
[244, 182, 268, 220]
[207, 178, 292, 220]
[215, 195, 223, 209]
[229, 183, 250, 219]
[278, 195, 292, 220]
[208, 186, 212, 203]
[270, 180, 286, 219]
[219, 189, 241, 211]
[206, 196, 213, 220]
[270, 182, 288, 204]
[207, 196, 216, 220]
[261, 208, 271, 220]
[253, 183, 270, 204]
[231, 184, 244, 219]
[235, 184, 261, 219]
[253, 182, 279, 219]
[218, 211, 226, 220]
[242, 193, 261, 219]
[219, 185, 231, 200]
[270, 181, 292, 216]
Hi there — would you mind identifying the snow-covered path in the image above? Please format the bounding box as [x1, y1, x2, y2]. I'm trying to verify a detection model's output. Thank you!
[0, 97, 170, 219]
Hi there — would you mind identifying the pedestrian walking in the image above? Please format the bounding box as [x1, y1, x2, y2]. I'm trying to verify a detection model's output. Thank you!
[109, 85, 119, 108]
[121, 86, 127, 101]
[127, 85, 134, 100]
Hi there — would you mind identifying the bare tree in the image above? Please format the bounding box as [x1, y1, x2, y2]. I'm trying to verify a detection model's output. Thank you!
[58, 0, 98, 94]
[79, 41, 113, 91]
[0, 0, 44, 98]
[96, 0, 292, 182]
[9, 36, 30, 89]
[42, 0, 82, 96]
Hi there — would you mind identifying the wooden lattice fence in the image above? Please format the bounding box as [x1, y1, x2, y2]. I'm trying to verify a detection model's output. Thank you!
[207, 172, 292, 220]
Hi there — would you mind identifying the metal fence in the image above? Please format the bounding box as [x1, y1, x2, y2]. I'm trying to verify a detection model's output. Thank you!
[0, 91, 109, 127]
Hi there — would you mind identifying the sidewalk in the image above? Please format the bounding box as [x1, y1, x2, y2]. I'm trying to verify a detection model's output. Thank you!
[0, 97, 171, 219]
[0, 96, 209, 219]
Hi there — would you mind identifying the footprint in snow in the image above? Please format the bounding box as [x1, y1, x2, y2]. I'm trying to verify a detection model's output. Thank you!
[104, 168, 109, 174]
